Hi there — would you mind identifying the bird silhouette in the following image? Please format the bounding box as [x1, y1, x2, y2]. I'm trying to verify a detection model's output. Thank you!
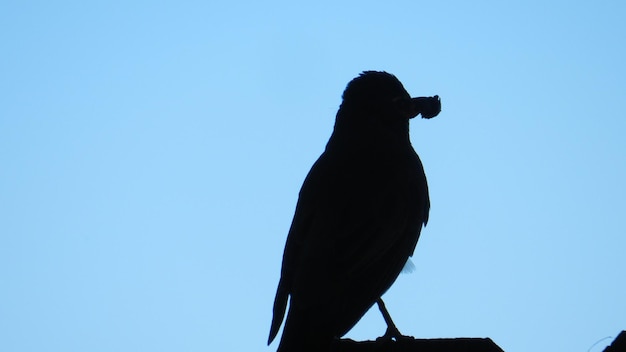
[268, 71, 440, 352]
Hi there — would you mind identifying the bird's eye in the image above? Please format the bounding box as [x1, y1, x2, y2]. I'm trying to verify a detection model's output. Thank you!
[392, 97, 409, 110]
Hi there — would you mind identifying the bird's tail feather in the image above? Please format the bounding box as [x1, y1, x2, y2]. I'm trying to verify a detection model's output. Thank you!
[268, 279, 289, 345]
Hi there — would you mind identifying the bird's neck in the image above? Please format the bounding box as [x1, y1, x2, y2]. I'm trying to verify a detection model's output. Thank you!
[327, 112, 412, 154]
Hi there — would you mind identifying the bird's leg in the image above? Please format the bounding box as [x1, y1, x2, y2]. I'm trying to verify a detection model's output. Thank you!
[376, 298, 414, 341]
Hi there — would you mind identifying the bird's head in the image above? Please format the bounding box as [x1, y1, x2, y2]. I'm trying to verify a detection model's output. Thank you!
[336, 71, 440, 133]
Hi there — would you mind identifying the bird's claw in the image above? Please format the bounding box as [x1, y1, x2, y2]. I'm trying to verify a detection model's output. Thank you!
[376, 326, 415, 343]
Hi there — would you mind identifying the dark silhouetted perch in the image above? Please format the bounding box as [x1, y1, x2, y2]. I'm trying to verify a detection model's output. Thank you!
[603, 331, 626, 352]
[331, 337, 504, 352]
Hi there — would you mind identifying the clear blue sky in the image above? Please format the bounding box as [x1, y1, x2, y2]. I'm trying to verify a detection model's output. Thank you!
[1, 1, 624, 351]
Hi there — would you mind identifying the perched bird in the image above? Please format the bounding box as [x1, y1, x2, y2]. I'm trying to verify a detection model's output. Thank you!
[268, 71, 440, 352]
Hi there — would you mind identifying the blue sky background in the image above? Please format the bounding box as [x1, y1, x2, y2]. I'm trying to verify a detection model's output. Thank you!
[1, 1, 625, 351]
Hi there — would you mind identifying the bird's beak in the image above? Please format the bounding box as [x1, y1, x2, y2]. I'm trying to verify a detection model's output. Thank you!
[409, 96, 441, 119]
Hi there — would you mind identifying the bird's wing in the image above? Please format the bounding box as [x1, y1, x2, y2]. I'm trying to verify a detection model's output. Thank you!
[270, 149, 429, 341]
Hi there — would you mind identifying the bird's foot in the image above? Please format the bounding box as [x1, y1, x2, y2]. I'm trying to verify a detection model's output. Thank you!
[376, 326, 415, 343]
[375, 298, 414, 343]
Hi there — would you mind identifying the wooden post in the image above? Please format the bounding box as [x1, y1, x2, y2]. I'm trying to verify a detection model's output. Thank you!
[331, 337, 504, 352]
[603, 331, 626, 352]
